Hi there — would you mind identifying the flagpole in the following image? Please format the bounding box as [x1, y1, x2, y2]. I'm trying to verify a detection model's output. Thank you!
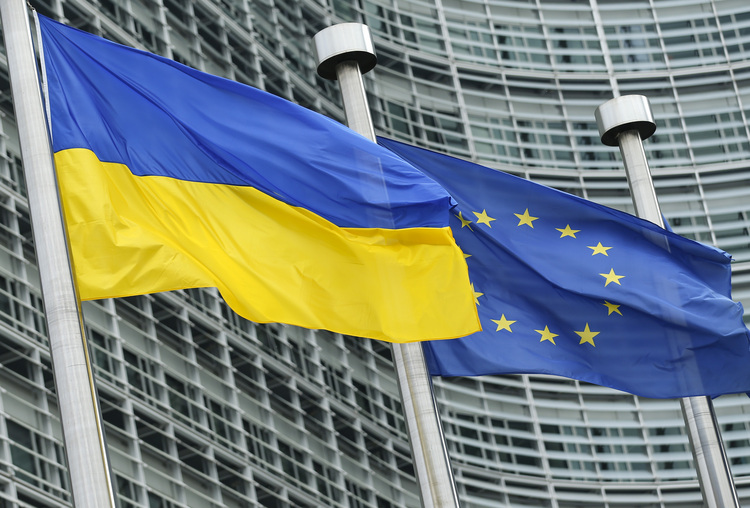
[313, 24, 461, 508]
[0, 3, 117, 507]
[595, 95, 740, 508]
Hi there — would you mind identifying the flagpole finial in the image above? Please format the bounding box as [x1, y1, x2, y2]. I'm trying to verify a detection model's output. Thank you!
[313, 23, 377, 80]
[595, 94, 656, 147]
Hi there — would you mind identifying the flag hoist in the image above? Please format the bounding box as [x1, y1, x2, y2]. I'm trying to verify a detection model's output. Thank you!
[0, 2, 116, 506]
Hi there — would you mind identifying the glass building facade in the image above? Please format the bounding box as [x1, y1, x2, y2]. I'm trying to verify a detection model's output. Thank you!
[0, 0, 749, 506]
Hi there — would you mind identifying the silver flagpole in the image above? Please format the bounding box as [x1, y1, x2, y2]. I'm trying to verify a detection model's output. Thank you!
[0, 3, 117, 507]
[313, 24, 461, 508]
[595, 95, 740, 508]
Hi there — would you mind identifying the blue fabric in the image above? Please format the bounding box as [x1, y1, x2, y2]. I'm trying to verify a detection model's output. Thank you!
[380, 138, 750, 399]
[39, 15, 452, 230]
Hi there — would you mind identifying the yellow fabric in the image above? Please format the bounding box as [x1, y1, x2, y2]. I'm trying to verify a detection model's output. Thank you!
[55, 148, 480, 342]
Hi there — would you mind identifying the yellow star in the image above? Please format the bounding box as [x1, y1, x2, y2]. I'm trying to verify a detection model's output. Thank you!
[463, 252, 472, 259]
[491, 314, 516, 332]
[455, 211, 473, 230]
[588, 242, 612, 256]
[603, 301, 622, 316]
[575, 323, 600, 347]
[600, 269, 624, 287]
[556, 224, 580, 238]
[471, 283, 483, 305]
[514, 208, 538, 228]
[535, 325, 558, 345]
[473, 209, 496, 228]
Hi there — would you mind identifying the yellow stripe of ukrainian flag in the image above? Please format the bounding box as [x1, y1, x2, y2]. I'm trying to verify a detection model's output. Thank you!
[56, 148, 479, 342]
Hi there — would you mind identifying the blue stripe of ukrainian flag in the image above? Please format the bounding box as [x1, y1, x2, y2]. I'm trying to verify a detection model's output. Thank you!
[39, 16, 480, 343]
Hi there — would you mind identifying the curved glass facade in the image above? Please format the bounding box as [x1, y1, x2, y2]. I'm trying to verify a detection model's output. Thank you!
[0, 0, 748, 507]
[366, 0, 750, 258]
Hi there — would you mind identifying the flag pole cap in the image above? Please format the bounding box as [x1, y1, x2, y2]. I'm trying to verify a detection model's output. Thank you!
[313, 23, 377, 80]
[595, 95, 656, 147]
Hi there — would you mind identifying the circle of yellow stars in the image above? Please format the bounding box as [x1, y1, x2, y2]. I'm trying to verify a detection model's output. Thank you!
[455, 205, 627, 349]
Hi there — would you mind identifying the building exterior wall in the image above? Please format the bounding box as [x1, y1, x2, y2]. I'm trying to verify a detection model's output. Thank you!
[0, 0, 748, 506]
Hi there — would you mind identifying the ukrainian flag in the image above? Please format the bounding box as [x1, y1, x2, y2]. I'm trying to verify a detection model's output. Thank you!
[39, 16, 479, 343]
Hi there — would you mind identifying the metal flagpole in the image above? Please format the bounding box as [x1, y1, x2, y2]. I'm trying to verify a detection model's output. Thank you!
[312, 24, 461, 508]
[0, 3, 118, 507]
[595, 95, 740, 508]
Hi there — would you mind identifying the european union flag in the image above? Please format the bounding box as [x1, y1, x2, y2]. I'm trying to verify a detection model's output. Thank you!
[379, 138, 750, 398]
[38, 16, 480, 343]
